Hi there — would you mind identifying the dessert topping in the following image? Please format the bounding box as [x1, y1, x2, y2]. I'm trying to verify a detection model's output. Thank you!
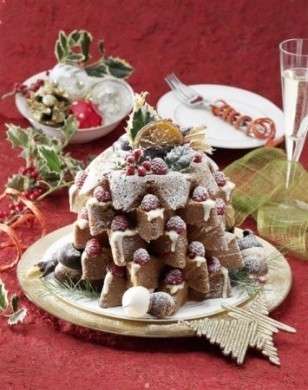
[192, 186, 209, 202]
[133, 248, 151, 265]
[140, 194, 160, 211]
[166, 216, 186, 234]
[188, 241, 205, 258]
[111, 215, 129, 231]
[94, 185, 112, 202]
[85, 238, 102, 257]
[164, 269, 184, 285]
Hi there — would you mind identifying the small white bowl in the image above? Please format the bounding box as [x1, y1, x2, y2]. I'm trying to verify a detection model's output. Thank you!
[15, 71, 134, 144]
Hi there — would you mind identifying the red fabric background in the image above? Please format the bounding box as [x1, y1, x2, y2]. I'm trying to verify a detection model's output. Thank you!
[0, 1, 308, 389]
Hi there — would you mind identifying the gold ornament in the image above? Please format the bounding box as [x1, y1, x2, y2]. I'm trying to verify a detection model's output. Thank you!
[182, 293, 295, 365]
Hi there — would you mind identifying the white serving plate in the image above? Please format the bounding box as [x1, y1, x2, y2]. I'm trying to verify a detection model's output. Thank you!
[157, 84, 285, 149]
[15, 71, 134, 144]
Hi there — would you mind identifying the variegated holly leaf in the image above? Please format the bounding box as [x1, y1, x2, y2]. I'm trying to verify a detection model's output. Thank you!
[10, 294, 20, 312]
[38, 145, 62, 173]
[55, 30, 93, 64]
[6, 174, 30, 192]
[105, 57, 134, 79]
[0, 279, 9, 311]
[85, 61, 108, 77]
[8, 307, 27, 326]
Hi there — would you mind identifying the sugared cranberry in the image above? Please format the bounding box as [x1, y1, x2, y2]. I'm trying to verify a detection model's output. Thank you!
[151, 158, 168, 175]
[133, 248, 151, 265]
[125, 154, 135, 164]
[192, 186, 209, 202]
[75, 170, 87, 189]
[164, 269, 184, 285]
[137, 166, 146, 177]
[126, 165, 135, 176]
[94, 185, 112, 202]
[108, 264, 126, 278]
[207, 256, 221, 273]
[132, 149, 143, 162]
[214, 171, 226, 187]
[142, 160, 151, 171]
[188, 241, 205, 258]
[85, 238, 101, 257]
[111, 215, 129, 231]
[216, 199, 225, 215]
[193, 153, 203, 163]
[166, 216, 186, 234]
[79, 207, 88, 220]
[140, 194, 160, 211]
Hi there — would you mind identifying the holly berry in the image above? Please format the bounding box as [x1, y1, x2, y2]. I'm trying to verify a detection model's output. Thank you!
[137, 166, 146, 177]
[192, 186, 209, 202]
[132, 149, 143, 162]
[125, 155, 135, 164]
[188, 241, 205, 258]
[111, 215, 129, 231]
[126, 165, 135, 176]
[164, 269, 184, 285]
[70, 100, 103, 129]
[142, 160, 151, 171]
[140, 194, 160, 211]
[151, 158, 168, 175]
[193, 153, 203, 163]
[166, 216, 186, 234]
[133, 248, 150, 265]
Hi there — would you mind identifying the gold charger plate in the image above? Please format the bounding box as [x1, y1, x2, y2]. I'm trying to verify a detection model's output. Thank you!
[17, 225, 292, 338]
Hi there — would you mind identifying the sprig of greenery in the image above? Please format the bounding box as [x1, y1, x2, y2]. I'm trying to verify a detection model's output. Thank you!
[55, 30, 134, 79]
[0, 278, 27, 326]
[6, 117, 83, 198]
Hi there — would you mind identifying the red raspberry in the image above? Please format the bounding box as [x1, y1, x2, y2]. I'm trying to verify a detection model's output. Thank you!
[166, 216, 186, 234]
[216, 199, 225, 215]
[94, 185, 112, 202]
[214, 171, 226, 187]
[126, 165, 135, 176]
[192, 186, 209, 202]
[150, 158, 168, 175]
[164, 269, 184, 285]
[142, 160, 151, 171]
[132, 149, 143, 162]
[85, 238, 101, 257]
[188, 241, 205, 258]
[207, 256, 221, 273]
[108, 263, 126, 278]
[79, 207, 88, 220]
[133, 248, 150, 265]
[193, 153, 203, 163]
[125, 154, 135, 164]
[75, 170, 87, 189]
[140, 194, 160, 211]
[111, 215, 129, 231]
[137, 166, 146, 177]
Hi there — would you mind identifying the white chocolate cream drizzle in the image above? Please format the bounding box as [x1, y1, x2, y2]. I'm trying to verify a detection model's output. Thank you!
[146, 208, 164, 222]
[102, 271, 113, 295]
[222, 180, 235, 202]
[165, 230, 179, 252]
[221, 266, 230, 298]
[110, 229, 138, 265]
[192, 255, 206, 267]
[201, 198, 216, 221]
[167, 282, 185, 295]
[77, 219, 89, 230]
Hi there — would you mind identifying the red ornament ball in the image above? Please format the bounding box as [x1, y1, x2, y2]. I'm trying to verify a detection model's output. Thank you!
[70, 100, 103, 129]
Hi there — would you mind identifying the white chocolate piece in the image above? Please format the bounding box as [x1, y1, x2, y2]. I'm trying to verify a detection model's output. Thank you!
[122, 286, 151, 318]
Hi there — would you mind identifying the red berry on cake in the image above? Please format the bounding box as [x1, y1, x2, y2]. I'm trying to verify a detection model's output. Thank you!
[188, 241, 205, 258]
[140, 194, 160, 211]
[150, 158, 168, 175]
[192, 186, 209, 202]
[74, 170, 87, 189]
[79, 207, 88, 220]
[108, 263, 126, 278]
[111, 215, 129, 231]
[166, 216, 186, 234]
[193, 153, 203, 163]
[125, 154, 135, 164]
[216, 199, 225, 215]
[149, 292, 176, 318]
[126, 165, 135, 176]
[137, 166, 146, 177]
[133, 248, 151, 265]
[70, 100, 103, 129]
[94, 185, 112, 202]
[207, 256, 221, 273]
[85, 238, 101, 257]
[164, 269, 184, 285]
[214, 171, 226, 187]
[142, 160, 151, 171]
[133, 148, 143, 162]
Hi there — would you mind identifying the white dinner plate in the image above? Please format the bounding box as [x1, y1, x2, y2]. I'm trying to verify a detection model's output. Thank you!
[157, 84, 284, 149]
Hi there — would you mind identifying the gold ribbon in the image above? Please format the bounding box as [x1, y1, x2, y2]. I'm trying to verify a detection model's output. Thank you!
[224, 147, 308, 259]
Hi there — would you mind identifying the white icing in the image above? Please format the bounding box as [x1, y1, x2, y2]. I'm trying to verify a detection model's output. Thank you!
[167, 282, 185, 295]
[129, 262, 141, 285]
[222, 180, 235, 202]
[110, 229, 138, 265]
[146, 208, 164, 222]
[221, 267, 230, 298]
[192, 255, 206, 267]
[241, 247, 266, 262]
[102, 271, 113, 295]
[201, 199, 216, 221]
[165, 231, 179, 252]
[77, 219, 89, 230]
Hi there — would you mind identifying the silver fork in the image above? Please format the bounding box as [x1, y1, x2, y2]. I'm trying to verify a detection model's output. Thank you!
[165, 73, 212, 110]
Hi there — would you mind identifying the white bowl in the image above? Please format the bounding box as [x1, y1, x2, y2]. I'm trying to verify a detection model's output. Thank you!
[15, 71, 134, 144]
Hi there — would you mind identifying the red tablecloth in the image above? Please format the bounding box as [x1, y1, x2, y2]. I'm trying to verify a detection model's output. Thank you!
[1, 1, 308, 389]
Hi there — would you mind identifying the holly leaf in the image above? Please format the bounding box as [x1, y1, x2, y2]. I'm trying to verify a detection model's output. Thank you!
[0, 279, 9, 312]
[38, 146, 62, 173]
[10, 294, 19, 313]
[8, 307, 27, 326]
[130, 108, 152, 140]
[59, 31, 68, 53]
[105, 57, 134, 79]
[85, 61, 108, 77]
[66, 53, 85, 63]
[6, 124, 29, 149]
[6, 174, 29, 192]
[80, 31, 92, 62]
[68, 30, 81, 44]
[98, 39, 105, 56]
[61, 116, 77, 147]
